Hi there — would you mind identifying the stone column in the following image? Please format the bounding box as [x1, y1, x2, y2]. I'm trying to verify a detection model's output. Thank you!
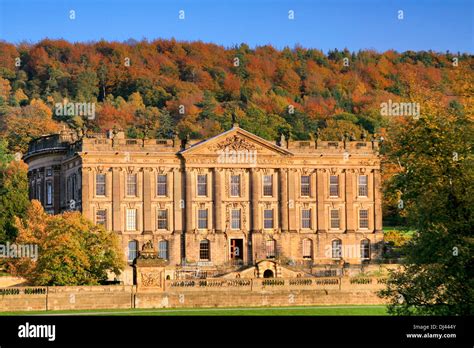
[213, 168, 223, 233]
[173, 168, 183, 233]
[81, 168, 91, 219]
[316, 169, 326, 232]
[185, 168, 193, 233]
[112, 167, 122, 233]
[279, 168, 289, 232]
[143, 168, 152, 234]
[287, 169, 296, 232]
[373, 169, 383, 232]
[345, 169, 355, 232]
[53, 165, 61, 214]
[250, 168, 260, 231]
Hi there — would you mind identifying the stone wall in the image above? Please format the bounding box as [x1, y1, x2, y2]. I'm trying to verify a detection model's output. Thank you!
[0, 277, 387, 312]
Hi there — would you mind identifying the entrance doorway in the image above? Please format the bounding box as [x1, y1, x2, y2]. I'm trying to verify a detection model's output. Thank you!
[230, 239, 244, 265]
[263, 269, 274, 278]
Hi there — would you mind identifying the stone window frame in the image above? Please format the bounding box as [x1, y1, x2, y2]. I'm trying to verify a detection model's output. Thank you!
[45, 180, 53, 206]
[265, 239, 276, 259]
[358, 208, 369, 229]
[360, 239, 371, 260]
[329, 175, 339, 197]
[231, 208, 241, 230]
[358, 175, 369, 197]
[301, 208, 311, 229]
[197, 174, 208, 197]
[302, 239, 313, 259]
[158, 240, 169, 260]
[199, 239, 210, 261]
[263, 208, 274, 229]
[331, 239, 342, 259]
[126, 208, 137, 231]
[197, 208, 209, 229]
[230, 174, 241, 197]
[96, 209, 107, 227]
[127, 240, 138, 263]
[156, 208, 168, 230]
[126, 173, 138, 197]
[262, 174, 273, 197]
[95, 173, 106, 197]
[156, 174, 168, 197]
[329, 208, 340, 230]
[300, 175, 311, 197]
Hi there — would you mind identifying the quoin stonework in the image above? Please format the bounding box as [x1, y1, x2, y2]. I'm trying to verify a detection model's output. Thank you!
[23, 124, 383, 284]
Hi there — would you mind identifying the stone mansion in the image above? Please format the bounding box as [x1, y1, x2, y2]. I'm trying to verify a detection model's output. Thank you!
[23, 124, 383, 281]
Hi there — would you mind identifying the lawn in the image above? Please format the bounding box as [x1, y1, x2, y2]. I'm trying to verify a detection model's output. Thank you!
[0, 305, 388, 316]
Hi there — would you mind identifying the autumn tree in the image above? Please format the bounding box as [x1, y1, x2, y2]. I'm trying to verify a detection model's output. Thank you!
[10, 201, 125, 286]
[380, 101, 474, 315]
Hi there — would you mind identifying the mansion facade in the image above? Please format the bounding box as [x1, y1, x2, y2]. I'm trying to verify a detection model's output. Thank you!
[23, 125, 383, 281]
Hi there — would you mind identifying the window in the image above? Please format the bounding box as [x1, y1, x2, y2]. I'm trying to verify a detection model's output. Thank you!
[301, 175, 310, 196]
[231, 209, 241, 229]
[359, 209, 369, 229]
[265, 240, 276, 258]
[71, 174, 77, 200]
[46, 181, 53, 205]
[263, 175, 273, 196]
[46, 168, 52, 176]
[358, 175, 368, 197]
[126, 174, 137, 196]
[197, 174, 207, 196]
[198, 209, 208, 229]
[158, 240, 169, 259]
[128, 240, 138, 263]
[96, 209, 107, 226]
[329, 175, 339, 197]
[303, 239, 313, 259]
[264, 209, 274, 229]
[199, 240, 210, 260]
[301, 209, 311, 229]
[157, 174, 167, 196]
[157, 209, 168, 230]
[96, 174, 106, 196]
[360, 239, 370, 259]
[230, 175, 241, 197]
[332, 240, 342, 259]
[126, 209, 137, 231]
[330, 209, 340, 229]
[37, 181, 41, 202]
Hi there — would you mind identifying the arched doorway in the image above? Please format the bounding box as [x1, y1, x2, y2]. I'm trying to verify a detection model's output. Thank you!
[263, 269, 274, 278]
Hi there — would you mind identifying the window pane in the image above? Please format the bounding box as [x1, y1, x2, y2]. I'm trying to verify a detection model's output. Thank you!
[157, 174, 167, 196]
[157, 209, 168, 229]
[264, 209, 274, 229]
[301, 175, 310, 196]
[127, 174, 137, 196]
[230, 175, 241, 197]
[330, 209, 340, 229]
[359, 209, 369, 229]
[263, 175, 273, 196]
[96, 209, 107, 226]
[198, 209, 208, 229]
[332, 240, 342, 258]
[126, 209, 137, 231]
[96, 174, 106, 196]
[128, 240, 138, 262]
[231, 209, 241, 229]
[360, 240, 370, 259]
[303, 239, 312, 258]
[197, 174, 207, 196]
[358, 175, 368, 196]
[46, 181, 53, 205]
[266, 240, 276, 258]
[329, 175, 339, 196]
[301, 209, 311, 229]
[199, 240, 210, 260]
[158, 240, 168, 259]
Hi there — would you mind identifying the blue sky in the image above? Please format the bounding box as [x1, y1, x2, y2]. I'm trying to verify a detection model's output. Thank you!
[0, 0, 472, 52]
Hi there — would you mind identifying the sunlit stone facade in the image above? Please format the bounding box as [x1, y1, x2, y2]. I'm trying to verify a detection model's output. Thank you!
[24, 125, 383, 281]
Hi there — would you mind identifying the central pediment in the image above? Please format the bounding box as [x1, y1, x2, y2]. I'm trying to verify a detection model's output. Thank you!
[180, 126, 293, 157]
